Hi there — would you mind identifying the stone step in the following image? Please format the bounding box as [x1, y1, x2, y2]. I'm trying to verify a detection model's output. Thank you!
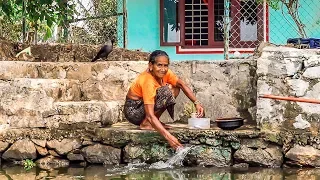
[0, 100, 123, 128]
[0, 78, 81, 102]
[0, 61, 147, 101]
[1, 41, 149, 62]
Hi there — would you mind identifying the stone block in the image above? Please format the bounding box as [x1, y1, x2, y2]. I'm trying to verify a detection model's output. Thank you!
[123, 144, 173, 164]
[81, 144, 121, 165]
[234, 145, 283, 167]
[185, 145, 231, 167]
[47, 139, 82, 155]
[285, 144, 320, 167]
[2, 139, 37, 160]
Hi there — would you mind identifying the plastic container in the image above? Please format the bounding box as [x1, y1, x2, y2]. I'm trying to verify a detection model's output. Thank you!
[188, 118, 210, 129]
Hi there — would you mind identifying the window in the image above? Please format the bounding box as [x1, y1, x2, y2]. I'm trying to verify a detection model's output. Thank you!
[160, 0, 265, 49]
[160, 0, 180, 45]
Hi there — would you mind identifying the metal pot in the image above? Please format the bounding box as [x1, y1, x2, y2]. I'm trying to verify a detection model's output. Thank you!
[215, 117, 244, 130]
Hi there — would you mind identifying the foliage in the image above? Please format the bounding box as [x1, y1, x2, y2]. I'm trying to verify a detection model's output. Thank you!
[23, 159, 36, 171]
[0, 15, 21, 41]
[259, 0, 307, 38]
[183, 101, 196, 117]
[69, 0, 118, 45]
[0, 0, 77, 41]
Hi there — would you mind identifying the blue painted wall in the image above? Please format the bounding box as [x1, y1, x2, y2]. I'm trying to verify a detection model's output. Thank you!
[121, 0, 320, 61]
[269, 0, 320, 44]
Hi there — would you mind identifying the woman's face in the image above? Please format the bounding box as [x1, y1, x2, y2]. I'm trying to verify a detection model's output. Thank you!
[149, 55, 169, 79]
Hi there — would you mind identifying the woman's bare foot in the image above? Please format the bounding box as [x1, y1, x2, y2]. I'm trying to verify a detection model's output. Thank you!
[139, 120, 172, 130]
[161, 122, 173, 129]
[139, 119, 154, 130]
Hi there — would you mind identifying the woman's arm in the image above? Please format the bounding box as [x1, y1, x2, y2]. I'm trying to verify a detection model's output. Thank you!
[175, 79, 204, 117]
[144, 104, 182, 150]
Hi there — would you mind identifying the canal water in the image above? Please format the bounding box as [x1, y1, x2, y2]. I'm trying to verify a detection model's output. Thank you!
[1, 145, 319, 179]
[0, 165, 319, 179]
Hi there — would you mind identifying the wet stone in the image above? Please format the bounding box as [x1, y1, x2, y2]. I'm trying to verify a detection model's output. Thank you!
[0, 141, 9, 152]
[285, 144, 320, 167]
[124, 144, 173, 164]
[81, 144, 121, 165]
[234, 145, 283, 167]
[185, 145, 231, 167]
[48, 150, 60, 157]
[36, 155, 70, 170]
[233, 163, 249, 168]
[67, 153, 85, 161]
[230, 142, 241, 149]
[35, 145, 48, 156]
[205, 139, 222, 146]
[2, 139, 37, 160]
[31, 139, 46, 148]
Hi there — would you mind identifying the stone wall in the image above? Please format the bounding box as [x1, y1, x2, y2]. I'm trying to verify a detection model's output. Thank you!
[0, 126, 285, 169]
[257, 45, 320, 167]
[1, 42, 320, 169]
[0, 59, 257, 128]
[257, 46, 320, 132]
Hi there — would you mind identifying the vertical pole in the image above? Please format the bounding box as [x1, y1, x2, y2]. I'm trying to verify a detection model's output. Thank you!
[122, 0, 127, 48]
[224, 0, 230, 60]
[63, 1, 68, 42]
[22, 0, 26, 43]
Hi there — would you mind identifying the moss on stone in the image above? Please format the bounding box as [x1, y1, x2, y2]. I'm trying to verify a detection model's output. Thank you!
[307, 79, 319, 91]
[205, 139, 222, 146]
[262, 131, 283, 145]
[260, 122, 273, 131]
[283, 102, 302, 119]
[230, 142, 241, 149]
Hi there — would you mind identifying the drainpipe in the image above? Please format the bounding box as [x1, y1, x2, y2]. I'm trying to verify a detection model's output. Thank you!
[223, 0, 230, 60]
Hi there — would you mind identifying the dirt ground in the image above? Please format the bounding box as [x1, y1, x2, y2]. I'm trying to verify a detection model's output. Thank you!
[0, 39, 150, 62]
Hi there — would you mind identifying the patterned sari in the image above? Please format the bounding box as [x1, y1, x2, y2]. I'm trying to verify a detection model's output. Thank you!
[124, 85, 175, 125]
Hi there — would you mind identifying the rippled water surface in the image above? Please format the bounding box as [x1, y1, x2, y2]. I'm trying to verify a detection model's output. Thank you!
[0, 165, 319, 180]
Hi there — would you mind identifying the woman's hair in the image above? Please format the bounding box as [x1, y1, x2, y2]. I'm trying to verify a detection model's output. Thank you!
[148, 50, 170, 64]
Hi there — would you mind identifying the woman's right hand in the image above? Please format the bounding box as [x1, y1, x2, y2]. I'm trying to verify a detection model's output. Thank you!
[195, 103, 204, 117]
[164, 132, 183, 150]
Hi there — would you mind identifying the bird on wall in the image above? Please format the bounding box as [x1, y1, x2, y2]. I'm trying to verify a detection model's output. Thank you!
[91, 39, 115, 62]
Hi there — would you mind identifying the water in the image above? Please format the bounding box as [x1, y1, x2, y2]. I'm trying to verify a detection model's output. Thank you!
[105, 146, 194, 176]
[0, 147, 319, 179]
[149, 146, 194, 169]
[0, 165, 319, 180]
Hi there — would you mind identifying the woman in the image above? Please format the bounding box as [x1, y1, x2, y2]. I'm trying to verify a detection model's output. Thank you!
[124, 50, 204, 150]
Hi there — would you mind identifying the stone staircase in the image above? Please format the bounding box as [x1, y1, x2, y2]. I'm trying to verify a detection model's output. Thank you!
[2, 43, 320, 168]
[0, 60, 149, 129]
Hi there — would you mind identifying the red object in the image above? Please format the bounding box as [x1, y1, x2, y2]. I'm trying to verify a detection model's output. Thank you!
[202, 0, 208, 7]
[259, 94, 320, 104]
[185, 40, 197, 46]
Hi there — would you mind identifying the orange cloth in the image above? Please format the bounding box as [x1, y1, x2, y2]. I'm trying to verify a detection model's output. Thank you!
[129, 69, 179, 104]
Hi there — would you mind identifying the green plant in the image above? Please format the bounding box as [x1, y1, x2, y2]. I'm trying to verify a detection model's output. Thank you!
[23, 159, 36, 171]
[183, 101, 196, 118]
[0, 0, 77, 42]
[258, 0, 307, 38]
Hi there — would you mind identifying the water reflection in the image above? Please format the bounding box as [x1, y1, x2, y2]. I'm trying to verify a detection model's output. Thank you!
[0, 165, 319, 180]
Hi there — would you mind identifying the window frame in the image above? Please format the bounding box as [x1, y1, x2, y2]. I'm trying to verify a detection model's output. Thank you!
[230, 0, 265, 48]
[179, 0, 224, 49]
[159, 0, 181, 46]
[159, 0, 265, 49]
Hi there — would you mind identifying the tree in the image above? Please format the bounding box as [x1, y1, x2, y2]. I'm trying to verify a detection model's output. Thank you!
[68, 0, 119, 45]
[263, 0, 307, 38]
[0, 0, 77, 42]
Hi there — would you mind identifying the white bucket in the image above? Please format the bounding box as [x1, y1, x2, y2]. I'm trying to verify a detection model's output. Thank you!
[188, 118, 210, 129]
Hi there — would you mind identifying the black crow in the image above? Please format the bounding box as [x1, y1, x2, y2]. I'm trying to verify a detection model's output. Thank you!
[91, 39, 115, 62]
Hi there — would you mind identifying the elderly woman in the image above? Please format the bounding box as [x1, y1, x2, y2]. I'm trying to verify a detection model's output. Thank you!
[124, 50, 204, 150]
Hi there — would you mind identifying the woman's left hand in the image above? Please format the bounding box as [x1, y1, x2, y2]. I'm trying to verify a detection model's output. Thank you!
[195, 104, 204, 117]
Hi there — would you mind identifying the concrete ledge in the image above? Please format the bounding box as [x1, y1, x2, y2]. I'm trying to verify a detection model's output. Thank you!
[95, 122, 260, 146]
